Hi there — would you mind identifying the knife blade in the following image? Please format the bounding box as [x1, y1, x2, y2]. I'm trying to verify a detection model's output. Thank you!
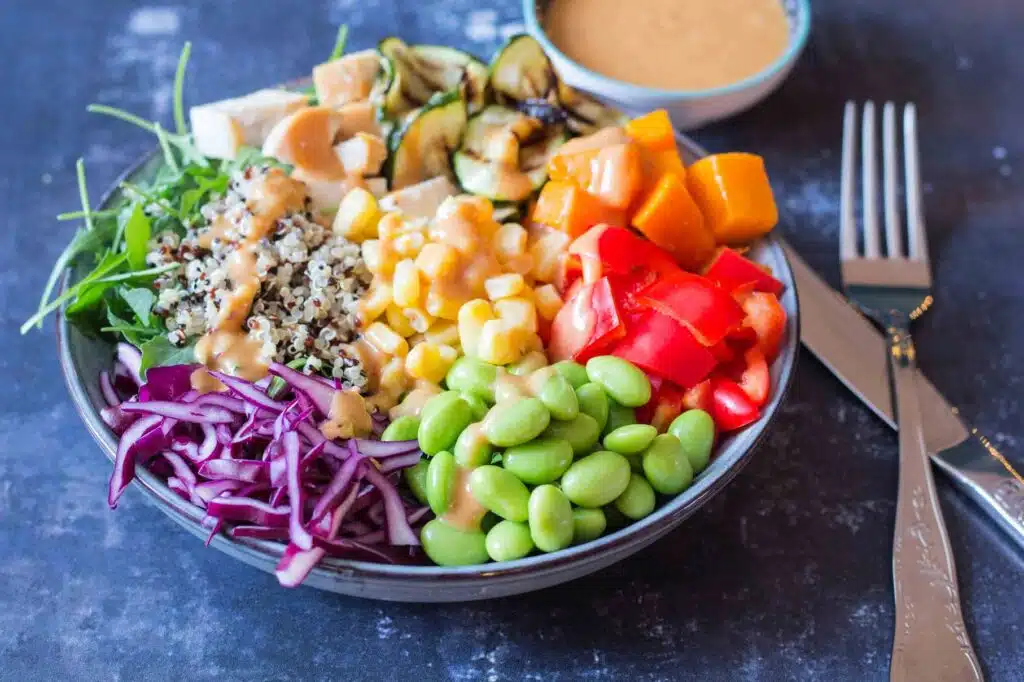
[782, 241, 1024, 549]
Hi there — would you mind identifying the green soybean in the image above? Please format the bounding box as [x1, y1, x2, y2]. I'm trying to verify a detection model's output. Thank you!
[602, 400, 636, 437]
[420, 519, 489, 567]
[468, 465, 530, 522]
[425, 451, 457, 515]
[585, 356, 651, 407]
[576, 382, 610, 432]
[543, 413, 600, 456]
[603, 423, 658, 455]
[528, 485, 574, 552]
[571, 508, 607, 544]
[502, 438, 573, 485]
[553, 360, 590, 389]
[445, 357, 498, 403]
[461, 392, 490, 420]
[537, 373, 579, 421]
[403, 460, 430, 506]
[642, 434, 694, 495]
[508, 351, 548, 376]
[382, 415, 420, 442]
[485, 520, 534, 562]
[668, 409, 716, 473]
[418, 392, 473, 456]
[483, 397, 550, 447]
[560, 450, 632, 508]
[454, 424, 493, 468]
[614, 474, 656, 519]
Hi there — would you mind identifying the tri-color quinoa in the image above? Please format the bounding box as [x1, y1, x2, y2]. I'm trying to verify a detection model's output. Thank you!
[146, 166, 373, 390]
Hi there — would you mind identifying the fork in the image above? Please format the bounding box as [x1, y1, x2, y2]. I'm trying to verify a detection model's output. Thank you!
[840, 101, 984, 682]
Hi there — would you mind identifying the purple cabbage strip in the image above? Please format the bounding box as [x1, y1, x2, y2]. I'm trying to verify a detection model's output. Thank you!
[99, 371, 120, 407]
[363, 467, 419, 546]
[268, 362, 334, 415]
[282, 430, 315, 551]
[311, 452, 365, 524]
[198, 459, 268, 483]
[116, 343, 143, 387]
[378, 450, 424, 474]
[108, 414, 164, 507]
[206, 497, 290, 527]
[229, 525, 291, 541]
[195, 479, 245, 503]
[120, 401, 237, 424]
[209, 370, 286, 413]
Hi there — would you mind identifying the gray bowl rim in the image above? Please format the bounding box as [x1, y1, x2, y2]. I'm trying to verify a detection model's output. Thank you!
[56, 132, 800, 591]
[523, 0, 812, 100]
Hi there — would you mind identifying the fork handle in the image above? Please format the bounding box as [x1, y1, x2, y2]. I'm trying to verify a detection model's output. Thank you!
[888, 326, 983, 682]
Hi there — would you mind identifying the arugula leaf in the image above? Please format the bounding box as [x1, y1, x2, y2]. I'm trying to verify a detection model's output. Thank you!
[329, 25, 349, 61]
[139, 335, 196, 376]
[173, 42, 192, 136]
[103, 306, 159, 346]
[122, 203, 152, 269]
[119, 287, 155, 325]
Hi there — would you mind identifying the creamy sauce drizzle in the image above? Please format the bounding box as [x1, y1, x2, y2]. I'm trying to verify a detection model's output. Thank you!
[427, 197, 503, 308]
[321, 389, 373, 440]
[442, 466, 488, 532]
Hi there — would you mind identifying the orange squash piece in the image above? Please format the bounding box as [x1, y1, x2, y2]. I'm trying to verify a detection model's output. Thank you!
[686, 153, 779, 245]
[531, 180, 623, 239]
[625, 110, 676, 152]
[632, 173, 716, 271]
[548, 147, 599, 188]
[587, 142, 643, 209]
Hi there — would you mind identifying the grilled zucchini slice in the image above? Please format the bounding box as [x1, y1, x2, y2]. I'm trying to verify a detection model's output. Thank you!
[387, 90, 467, 190]
[488, 34, 559, 105]
[377, 38, 487, 119]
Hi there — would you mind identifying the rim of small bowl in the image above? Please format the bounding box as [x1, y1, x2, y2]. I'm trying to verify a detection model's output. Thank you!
[522, 0, 811, 100]
[56, 133, 800, 589]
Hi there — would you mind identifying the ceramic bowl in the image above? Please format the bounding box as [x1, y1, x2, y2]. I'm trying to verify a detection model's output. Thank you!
[523, 0, 811, 130]
[58, 133, 799, 602]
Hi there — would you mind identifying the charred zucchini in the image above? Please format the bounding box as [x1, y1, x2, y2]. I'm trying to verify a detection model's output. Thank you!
[377, 38, 487, 119]
[387, 90, 467, 190]
[488, 34, 560, 105]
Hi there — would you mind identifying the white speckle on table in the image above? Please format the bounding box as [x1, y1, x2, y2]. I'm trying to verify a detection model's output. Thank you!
[957, 55, 973, 70]
[499, 22, 525, 42]
[376, 613, 397, 639]
[993, 146, 1008, 160]
[466, 11, 498, 44]
[999, 163, 1012, 177]
[41, 173, 52, 185]
[128, 7, 181, 36]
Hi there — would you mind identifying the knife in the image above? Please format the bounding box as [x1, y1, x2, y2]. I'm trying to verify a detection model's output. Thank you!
[782, 241, 1024, 549]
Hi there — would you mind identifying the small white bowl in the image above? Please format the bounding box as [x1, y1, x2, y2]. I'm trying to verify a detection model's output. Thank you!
[523, 0, 811, 130]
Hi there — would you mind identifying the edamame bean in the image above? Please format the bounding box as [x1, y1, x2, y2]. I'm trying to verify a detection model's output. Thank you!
[445, 357, 497, 403]
[576, 382, 609, 432]
[508, 351, 548, 376]
[668, 409, 716, 473]
[602, 400, 636, 437]
[382, 415, 420, 442]
[454, 423, 493, 468]
[585, 356, 651, 407]
[553, 360, 590, 389]
[502, 438, 573, 485]
[420, 519, 489, 567]
[469, 465, 530, 522]
[538, 373, 579, 421]
[403, 460, 430, 506]
[560, 450, 632, 508]
[482, 397, 550, 447]
[603, 424, 657, 455]
[571, 508, 607, 544]
[485, 520, 534, 562]
[425, 451, 457, 515]
[418, 392, 472, 455]
[543, 413, 600, 456]
[614, 474, 656, 520]
[461, 392, 490, 420]
[528, 485, 574, 552]
[641, 434, 694, 495]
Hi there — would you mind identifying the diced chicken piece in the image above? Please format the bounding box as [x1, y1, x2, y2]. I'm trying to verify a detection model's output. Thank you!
[312, 49, 382, 108]
[335, 133, 388, 176]
[189, 89, 309, 160]
[378, 177, 459, 219]
[336, 101, 382, 139]
[365, 177, 389, 198]
[262, 107, 346, 181]
[292, 168, 354, 214]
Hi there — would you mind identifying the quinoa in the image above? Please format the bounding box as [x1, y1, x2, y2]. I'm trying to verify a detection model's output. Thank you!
[147, 166, 372, 390]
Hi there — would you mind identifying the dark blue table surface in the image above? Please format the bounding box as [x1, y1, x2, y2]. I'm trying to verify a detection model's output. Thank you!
[1, 1, 1021, 680]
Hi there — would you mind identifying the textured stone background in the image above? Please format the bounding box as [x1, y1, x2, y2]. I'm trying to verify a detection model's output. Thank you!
[1, 1, 1021, 680]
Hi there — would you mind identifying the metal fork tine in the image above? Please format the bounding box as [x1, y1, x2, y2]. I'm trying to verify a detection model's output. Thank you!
[903, 103, 929, 262]
[861, 101, 881, 258]
[882, 102, 904, 258]
[840, 101, 858, 260]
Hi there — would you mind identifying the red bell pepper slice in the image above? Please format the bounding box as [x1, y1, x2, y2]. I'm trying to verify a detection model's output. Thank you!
[709, 377, 761, 431]
[636, 377, 686, 432]
[737, 347, 770, 406]
[609, 308, 718, 389]
[548, 276, 626, 362]
[681, 380, 713, 412]
[703, 248, 784, 295]
[737, 291, 787, 361]
[564, 225, 682, 290]
[637, 271, 746, 347]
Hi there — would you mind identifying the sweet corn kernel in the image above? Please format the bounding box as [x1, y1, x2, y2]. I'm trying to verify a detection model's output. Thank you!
[534, 284, 564, 321]
[392, 259, 421, 308]
[436, 344, 459, 364]
[361, 239, 382, 273]
[523, 331, 544, 353]
[364, 322, 409, 357]
[501, 252, 535, 277]
[385, 304, 416, 337]
[425, 289, 464, 321]
[379, 357, 409, 394]
[494, 296, 538, 333]
[458, 299, 496, 357]
[405, 342, 458, 384]
[529, 232, 569, 283]
[424, 320, 460, 346]
[402, 307, 435, 334]
[494, 223, 528, 260]
[407, 333, 427, 348]
[332, 187, 381, 243]
[393, 231, 426, 258]
[359, 283, 392, 322]
[415, 243, 459, 279]
[477, 319, 525, 365]
[484, 273, 526, 301]
[377, 213, 405, 240]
